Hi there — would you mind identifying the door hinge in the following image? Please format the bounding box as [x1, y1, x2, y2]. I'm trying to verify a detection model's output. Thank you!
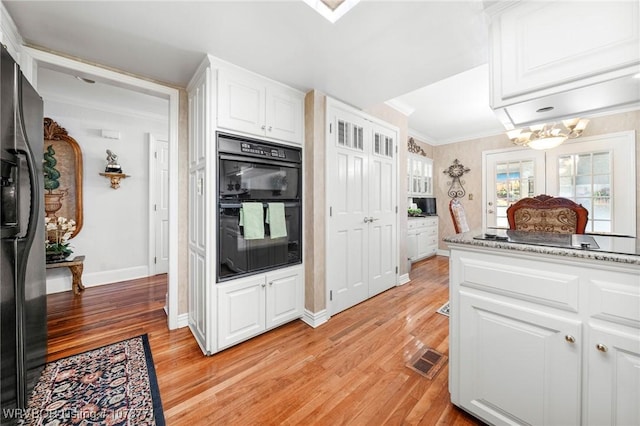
[395, 206, 398, 213]
[154, 256, 157, 264]
[154, 151, 158, 159]
[395, 145, 398, 153]
[330, 206, 332, 217]
[329, 123, 332, 134]
[330, 290, 333, 301]
[396, 266, 398, 274]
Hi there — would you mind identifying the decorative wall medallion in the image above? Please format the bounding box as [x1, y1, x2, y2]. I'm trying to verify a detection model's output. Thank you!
[443, 159, 470, 199]
[407, 137, 426, 156]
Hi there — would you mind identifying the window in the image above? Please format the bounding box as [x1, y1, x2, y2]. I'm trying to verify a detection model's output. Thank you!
[495, 160, 536, 227]
[337, 120, 363, 151]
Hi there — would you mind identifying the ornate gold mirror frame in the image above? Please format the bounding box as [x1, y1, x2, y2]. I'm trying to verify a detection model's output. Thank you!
[43, 118, 83, 238]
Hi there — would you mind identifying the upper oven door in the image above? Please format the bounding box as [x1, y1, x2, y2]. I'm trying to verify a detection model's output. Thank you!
[219, 155, 300, 201]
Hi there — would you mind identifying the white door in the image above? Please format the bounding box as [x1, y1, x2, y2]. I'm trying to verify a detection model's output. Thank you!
[368, 124, 397, 297]
[484, 149, 545, 228]
[327, 110, 370, 315]
[151, 135, 169, 274]
[326, 103, 397, 316]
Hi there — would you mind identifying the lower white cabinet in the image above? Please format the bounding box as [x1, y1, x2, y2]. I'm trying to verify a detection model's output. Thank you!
[449, 246, 640, 426]
[407, 217, 438, 262]
[218, 266, 303, 350]
[459, 293, 581, 425]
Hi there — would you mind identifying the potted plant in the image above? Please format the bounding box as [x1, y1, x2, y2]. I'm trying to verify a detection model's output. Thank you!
[45, 216, 76, 263]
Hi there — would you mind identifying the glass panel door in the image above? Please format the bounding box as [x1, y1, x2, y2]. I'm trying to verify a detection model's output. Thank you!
[485, 150, 545, 229]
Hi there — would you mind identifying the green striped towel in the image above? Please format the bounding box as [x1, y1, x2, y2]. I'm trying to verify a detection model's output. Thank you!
[239, 202, 265, 240]
[266, 203, 287, 239]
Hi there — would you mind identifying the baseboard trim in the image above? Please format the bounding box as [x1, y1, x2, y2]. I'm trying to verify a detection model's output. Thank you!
[176, 313, 189, 328]
[398, 273, 410, 285]
[301, 308, 328, 328]
[437, 248, 450, 257]
[45, 265, 149, 294]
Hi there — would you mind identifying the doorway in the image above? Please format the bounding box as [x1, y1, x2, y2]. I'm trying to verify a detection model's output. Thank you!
[26, 47, 181, 329]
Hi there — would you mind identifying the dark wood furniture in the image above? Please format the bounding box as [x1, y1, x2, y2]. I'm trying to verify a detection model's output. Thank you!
[506, 194, 589, 234]
[45, 255, 85, 295]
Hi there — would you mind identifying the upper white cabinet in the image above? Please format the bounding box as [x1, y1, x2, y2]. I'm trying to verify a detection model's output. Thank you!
[487, 1, 640, 127]
[218, 68, 304, 145]
[407, 154, 433, 197]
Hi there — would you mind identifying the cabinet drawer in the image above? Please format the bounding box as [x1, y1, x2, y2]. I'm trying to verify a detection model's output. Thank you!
[423, 217, 438, 227]
[457, 254, 580, 312]
[588, 270, 640, 328]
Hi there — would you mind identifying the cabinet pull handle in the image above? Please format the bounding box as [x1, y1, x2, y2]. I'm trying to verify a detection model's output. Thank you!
[268, 126, 272, 132]
[565, 335, 576, 343]
[596, 343, 608, 352]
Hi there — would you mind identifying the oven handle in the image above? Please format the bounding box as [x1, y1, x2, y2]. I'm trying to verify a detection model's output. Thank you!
[219, 201, 300, 209]
[218, 153, 301, 169]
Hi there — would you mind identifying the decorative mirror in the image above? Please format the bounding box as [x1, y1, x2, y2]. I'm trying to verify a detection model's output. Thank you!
[43, 118, 83, 238]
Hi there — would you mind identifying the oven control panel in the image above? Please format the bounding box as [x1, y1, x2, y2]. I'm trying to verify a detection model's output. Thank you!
[240, 142, 286, 159]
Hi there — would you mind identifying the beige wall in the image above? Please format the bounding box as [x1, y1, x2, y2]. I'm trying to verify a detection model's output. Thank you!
[432, 109, 640, 251]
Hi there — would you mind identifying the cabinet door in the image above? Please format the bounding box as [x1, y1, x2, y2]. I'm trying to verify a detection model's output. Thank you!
[586, 325, 640, 426]
[407, 231, 417, 261]
[218, 276, 266, 349]
[266, 85, 303, 144]
[491, 1, 639, 104]
[217, 68, 266, 136]
[265, 267, 303, 329]
[422, 158, 433, 196]
[415, 229, 430, 259]
[459, 294, 581, 426]
[411, 157, 423, 195]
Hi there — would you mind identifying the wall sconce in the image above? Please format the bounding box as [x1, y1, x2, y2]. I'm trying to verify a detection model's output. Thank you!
[507, 118, 589, 150]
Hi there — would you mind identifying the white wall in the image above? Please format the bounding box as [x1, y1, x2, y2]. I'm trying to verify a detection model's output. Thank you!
[39, 68, 169, 294]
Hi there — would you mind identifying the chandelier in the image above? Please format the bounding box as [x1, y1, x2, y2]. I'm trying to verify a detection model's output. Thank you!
[507, 118, 589, 150]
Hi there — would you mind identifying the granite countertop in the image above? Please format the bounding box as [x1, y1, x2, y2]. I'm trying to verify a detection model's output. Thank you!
[444, 229, 640, 266]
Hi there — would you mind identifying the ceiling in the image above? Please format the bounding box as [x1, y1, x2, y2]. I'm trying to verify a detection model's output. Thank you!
[3, 0, 507, 144]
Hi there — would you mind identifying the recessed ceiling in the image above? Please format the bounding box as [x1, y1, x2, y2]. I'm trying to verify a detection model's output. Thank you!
[3, 0, 500, 144]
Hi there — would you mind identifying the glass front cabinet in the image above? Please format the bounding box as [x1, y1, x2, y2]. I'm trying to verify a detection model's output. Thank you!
[408, 154, 433, 197]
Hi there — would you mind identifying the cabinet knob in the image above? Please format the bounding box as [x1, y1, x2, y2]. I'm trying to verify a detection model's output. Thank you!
[268, 126, 272, 132]
[261, 125, 266, 130]
[596, 343, 608, 352]
[261, 283, 266, 288]
[269, 281, 273, 286]
[565, 335, 576, 343]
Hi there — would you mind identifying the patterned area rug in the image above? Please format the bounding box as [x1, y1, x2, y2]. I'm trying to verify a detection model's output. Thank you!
[436, 301, 450, 317]
[22, 334, 164, 425]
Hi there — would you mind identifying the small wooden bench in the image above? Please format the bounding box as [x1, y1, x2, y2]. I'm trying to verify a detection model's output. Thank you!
[46, 255, 86, 295]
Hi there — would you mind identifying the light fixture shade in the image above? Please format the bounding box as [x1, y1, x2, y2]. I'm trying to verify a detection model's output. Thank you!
[527, 136, 567, 150]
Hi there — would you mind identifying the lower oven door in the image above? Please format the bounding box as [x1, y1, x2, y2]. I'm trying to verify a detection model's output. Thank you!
[218, 202, 301, 281]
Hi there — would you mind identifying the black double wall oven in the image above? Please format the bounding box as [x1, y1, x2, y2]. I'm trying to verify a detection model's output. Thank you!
[217, 132, 302, 281]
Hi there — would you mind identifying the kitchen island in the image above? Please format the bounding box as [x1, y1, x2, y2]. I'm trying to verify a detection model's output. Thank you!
[445, 230, 639, 426]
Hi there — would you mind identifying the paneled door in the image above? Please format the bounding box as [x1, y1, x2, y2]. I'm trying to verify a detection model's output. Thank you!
[484, 149, 545, 229]
[326, 101, 397, 316]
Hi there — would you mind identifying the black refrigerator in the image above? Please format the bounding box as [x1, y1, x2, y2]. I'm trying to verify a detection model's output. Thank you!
[0, 45, 47, 423]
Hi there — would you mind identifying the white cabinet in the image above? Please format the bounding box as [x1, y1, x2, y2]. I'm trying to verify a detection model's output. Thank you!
[218, 68, 304, 145]
[218, 266, 303, 350]
[459, 293, 581, 426]
[448, 246, 640, 426]
[407, 217, 437, 262]
[407, 154, 433, 197]
[487, 1, 640, 126]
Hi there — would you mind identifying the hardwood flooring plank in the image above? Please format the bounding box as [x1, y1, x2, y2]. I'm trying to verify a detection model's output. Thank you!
[46, 256, 482, 425]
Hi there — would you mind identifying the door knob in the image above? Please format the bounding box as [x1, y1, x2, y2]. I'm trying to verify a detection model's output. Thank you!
[370, 217, 379, 222]
[364, 217, 371, 223]
[488, 202, 493, 206]
[488, 209, 494, 214]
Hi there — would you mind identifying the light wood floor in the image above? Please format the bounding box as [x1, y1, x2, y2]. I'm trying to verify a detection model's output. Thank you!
[46, 256, 482, 425]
